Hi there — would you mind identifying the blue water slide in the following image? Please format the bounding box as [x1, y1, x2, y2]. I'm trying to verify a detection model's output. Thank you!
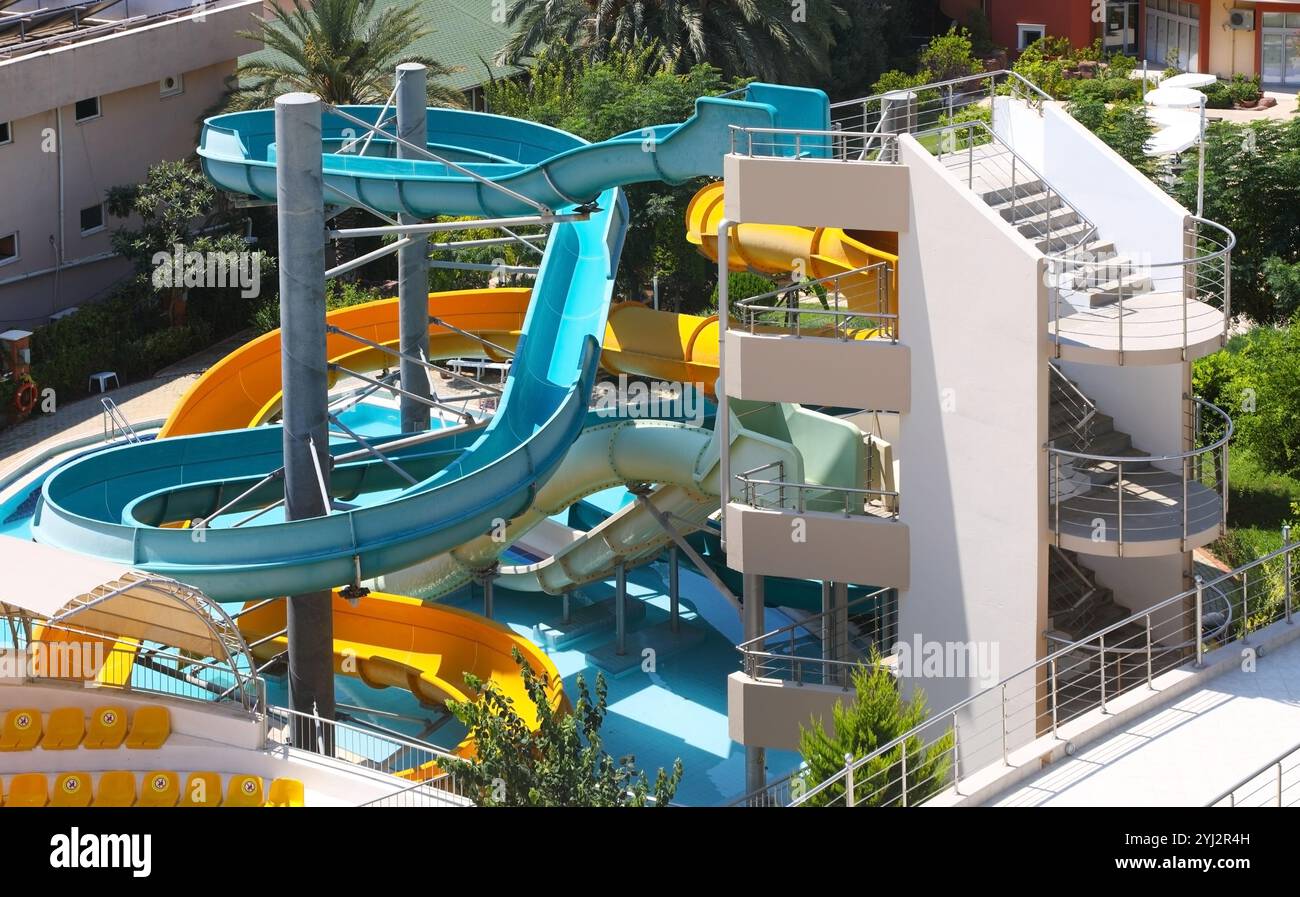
[32, 85, 828, 602]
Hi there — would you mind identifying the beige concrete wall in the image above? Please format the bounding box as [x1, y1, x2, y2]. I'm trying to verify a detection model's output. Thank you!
[727, 672, 849, 750]
[722, 155, 911, 231]
[1207, 5, 1259, 78]
[0, 1, 262, 124]
[0, 61, 238, 328]
[893, 135, 1048, 761]
[725, 502, 909, 587]
[724, 330, 910, 411]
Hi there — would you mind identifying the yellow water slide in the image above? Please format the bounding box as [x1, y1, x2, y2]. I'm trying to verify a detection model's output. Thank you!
[236, 590, 566, 773]
[684, 180, 899, 322]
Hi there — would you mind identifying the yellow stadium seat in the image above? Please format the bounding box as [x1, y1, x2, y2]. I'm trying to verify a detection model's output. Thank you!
[179, 772, 222, 807]
[124, 706, 169, 749]
[7, 773, 49, 807]
[225, 774, 264, 807]
[93, 771, 136, 807]
[84, 706, 127, 749]
[41, 707, 85, 750]
[266, 777, 305, 807]
[137, 771, 179, 808]
[51, 772, 92, 808]
[0, 708, 42, 751]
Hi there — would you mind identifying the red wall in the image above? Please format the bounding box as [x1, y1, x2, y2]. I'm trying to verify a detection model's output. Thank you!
[987, 0, 1098, 53]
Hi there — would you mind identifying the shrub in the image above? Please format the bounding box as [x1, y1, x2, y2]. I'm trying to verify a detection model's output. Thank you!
[1228, 73, 1263, 105]
[1199, 81, 1233, 109]
[707, 272, 776, 314]
[251, 279, 387, 334]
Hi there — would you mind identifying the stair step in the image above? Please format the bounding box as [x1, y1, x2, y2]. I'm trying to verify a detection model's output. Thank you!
[1079, 273, 1155, 308]
[1035, 222, 1095, 253]
[1015, 207, 1080, 238]
[980, 179, 1045, 205]
[991, 192, 1061, 221]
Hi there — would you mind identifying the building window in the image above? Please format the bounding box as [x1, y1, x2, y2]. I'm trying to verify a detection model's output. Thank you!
[1017, 24, 1046, 51]
[1145, 0, 1200, 72]
[160, 74, 184, 98]
[74, 97, 101, 123]
[79, 204, 105, 236]
[0, 121, 10, 146]
[0, 232, 17, 266]
[1105, 2, 1140, 56]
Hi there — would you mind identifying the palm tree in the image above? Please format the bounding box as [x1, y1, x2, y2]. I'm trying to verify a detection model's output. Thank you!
[218, 0, 466, 112]
[494, 0, 847, 84]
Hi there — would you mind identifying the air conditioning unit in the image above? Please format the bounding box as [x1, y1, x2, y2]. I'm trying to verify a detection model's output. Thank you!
[1229, 9, 1255, 31]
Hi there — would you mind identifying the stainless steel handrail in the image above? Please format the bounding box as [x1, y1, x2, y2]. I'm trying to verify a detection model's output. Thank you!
[732, 262, 898, 341]
[735, 471, 900, 519]
[1207, 739, 1300, 807]
[829, 69, 1053, 112]
[1048, 397, 1232, 465]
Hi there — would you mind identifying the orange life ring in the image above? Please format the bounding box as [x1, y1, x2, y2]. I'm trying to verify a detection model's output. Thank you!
[12, 381, 37, 415]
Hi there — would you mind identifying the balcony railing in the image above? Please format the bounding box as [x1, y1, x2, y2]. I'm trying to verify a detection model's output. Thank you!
[731, 263, 897, 342]
[1048, 397, 1232, 553]
[735, 460, 899, 519]
[1207, 739, 1300, 807]
[1048, 217, 1235, 363]
[736, 585, 897, 688]
[726, 535, 1300, 807]
[728, 126, 899, 162]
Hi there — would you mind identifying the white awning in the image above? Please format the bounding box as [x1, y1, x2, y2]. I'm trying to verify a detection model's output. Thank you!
[0, 539, 247, 661]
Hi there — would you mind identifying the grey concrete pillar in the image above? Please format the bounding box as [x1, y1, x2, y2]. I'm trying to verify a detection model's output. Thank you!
[276, 92, 335, 746]
[482, 575, 494, 619]
[833, 581, 850, 662]
[821, 580, 833, 662]
[396, 63, 431, 434]
[615, 563, 627, 655]
[562, 590, 571, 624]
[668, 547, 680, 634]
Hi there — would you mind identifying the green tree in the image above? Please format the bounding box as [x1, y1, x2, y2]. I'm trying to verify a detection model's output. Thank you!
[442, 648, 683, 806]
[1067, 93, 1155, 177]
[1168, 118, 1300, 325]
[217, 0, 465, 111]
[819, 0, 922, 101]
[1219, 323, 1300, 478]
[797, 654, 952, 806]
[494, 0, 847, 85]
[485, 42, 738, 312]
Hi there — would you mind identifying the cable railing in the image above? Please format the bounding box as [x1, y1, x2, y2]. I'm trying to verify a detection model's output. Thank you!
[731, 262, 897, 341]
[1048, 362, 1098, 452]
[1048, 396, 1232, 552]
[1207, 740, 1300, 807]
[729, 535, 1299, 808]
[735, 460, 899, 519]
[1047, 217, 1234, 362]
[727, 125, 900, 162]
[929, 120, 1098, 255]
[829, 69, 1052, 138]
[736, 586, 897, 688]
[265, 704, 472, 804]
[100, 397, 139, 444]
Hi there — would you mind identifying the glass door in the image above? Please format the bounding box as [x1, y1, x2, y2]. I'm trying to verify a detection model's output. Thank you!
[1261, 12, 1300, 85]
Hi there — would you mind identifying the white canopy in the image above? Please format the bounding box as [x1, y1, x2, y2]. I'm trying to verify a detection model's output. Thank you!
[1161, 73, 1217, 90]
[1145, 86, 1207, 109]
[0, 539, 250, 663]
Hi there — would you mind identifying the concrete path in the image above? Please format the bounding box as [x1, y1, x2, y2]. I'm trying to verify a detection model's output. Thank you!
[988, 635, 1300, 806]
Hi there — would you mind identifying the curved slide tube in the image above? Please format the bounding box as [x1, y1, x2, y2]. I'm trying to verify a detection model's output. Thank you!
[35, 86, 826, 602]
[377, 402, 870, 599]
[236, 590, 566, 769]
[685, 181, 899, 322]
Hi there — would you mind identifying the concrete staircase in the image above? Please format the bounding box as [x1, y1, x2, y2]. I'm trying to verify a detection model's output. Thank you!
[1048, 368, 1152, 505]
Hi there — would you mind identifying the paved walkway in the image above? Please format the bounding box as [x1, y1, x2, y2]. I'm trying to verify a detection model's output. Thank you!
[1206, 89, 1298, 123]
[988, 635, 1300, 806]
[0, 331, 251, 478]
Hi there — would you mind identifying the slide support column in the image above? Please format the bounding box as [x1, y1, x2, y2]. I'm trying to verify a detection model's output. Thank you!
[396, 63, 431, 434]
[743, 572, 766, 794]
[615, 563, 627, 656]
[716, 218, 735, 550]
[276, 92, 335, 750]
[668, 546, 680, 633]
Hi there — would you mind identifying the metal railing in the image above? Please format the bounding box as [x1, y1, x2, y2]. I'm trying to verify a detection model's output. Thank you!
[100, 397, 139, 443]
[729, 535, 1299, 807]
[731, 263, 898, 342]
[728, 126, 900, 162]
[1048, 362, 1098, 452]
[1207, 740, 1300, 807]
[737, 586, 897, 688]
[1047, 217, 1235, 362]
[1048, 397, 1232, 553]
[929, 120, 1098, 255]
[735, 461, 899, 519]
[829, 69, 1052, 137]
[265, 704, 472, 803]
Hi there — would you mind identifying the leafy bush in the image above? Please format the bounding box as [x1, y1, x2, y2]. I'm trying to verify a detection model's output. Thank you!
[1228, 73, 1263, 105]
[1215, 324, 1300, 478]
[707, 272, 776, 314]
[1199, 81, 1233, 109]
